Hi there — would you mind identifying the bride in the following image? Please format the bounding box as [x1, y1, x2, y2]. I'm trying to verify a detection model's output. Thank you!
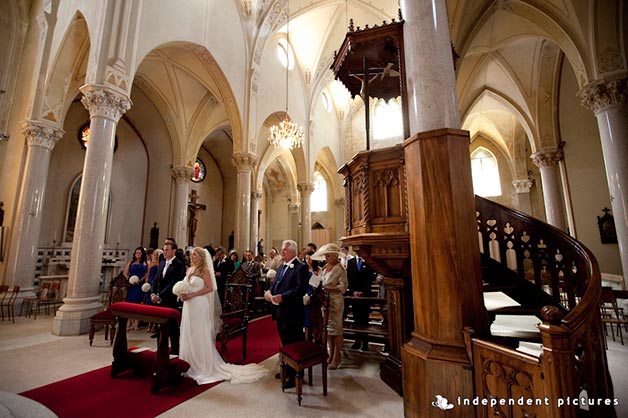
[177, 246, 268, 385]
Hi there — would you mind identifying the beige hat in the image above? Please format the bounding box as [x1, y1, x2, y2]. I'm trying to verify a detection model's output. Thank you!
[311, 243, 343, 261]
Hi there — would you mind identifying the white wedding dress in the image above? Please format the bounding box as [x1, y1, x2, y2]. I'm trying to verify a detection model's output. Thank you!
[178, 274, 268, 385]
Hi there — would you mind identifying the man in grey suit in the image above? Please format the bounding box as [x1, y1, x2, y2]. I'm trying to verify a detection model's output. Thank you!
[265, 239, 309, 388]
[151, 241, 185, 355]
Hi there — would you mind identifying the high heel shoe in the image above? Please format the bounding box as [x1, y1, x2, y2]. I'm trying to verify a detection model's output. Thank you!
[328, 362, 340, 370]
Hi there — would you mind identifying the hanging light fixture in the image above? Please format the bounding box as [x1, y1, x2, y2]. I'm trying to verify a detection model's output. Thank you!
[267, 0, 303, 150]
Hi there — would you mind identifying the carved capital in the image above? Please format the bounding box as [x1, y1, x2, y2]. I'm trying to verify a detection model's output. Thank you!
[231, 152, 257, 172]
[80, 84, 132, 122]
[531, 148, 563, 168]
[579, 77, 627, 114]
[251, 190, 263, 200]
[288, 202, 300, 213]
[512, 179, 534, 193]
[20, 120, 64, 151]
[334, 197, 345, 207]
[297, 182, 316, 196]
[171, 165, 194, 181]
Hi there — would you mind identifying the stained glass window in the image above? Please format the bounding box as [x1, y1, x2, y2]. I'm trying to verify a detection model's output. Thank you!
[192, 158, 206, 182]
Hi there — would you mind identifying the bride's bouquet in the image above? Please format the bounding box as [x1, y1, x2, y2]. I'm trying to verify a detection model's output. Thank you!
[128, 275, 140, 285]
[172, 280, 190, 300]
[141, 282, 152, 293]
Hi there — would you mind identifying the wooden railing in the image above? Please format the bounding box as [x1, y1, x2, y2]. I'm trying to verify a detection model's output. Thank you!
[473, 196, 615, 418]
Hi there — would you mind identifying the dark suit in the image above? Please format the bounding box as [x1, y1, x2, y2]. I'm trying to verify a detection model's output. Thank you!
[214, 256, 234, 305]
[152, 257, 186, 354]
[346, 257, 377, 348]
[269, 258, 309, 377]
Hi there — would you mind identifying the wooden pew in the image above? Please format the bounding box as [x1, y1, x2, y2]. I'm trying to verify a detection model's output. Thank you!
[109, 302, 187, 394]
[343, 296, 388, 346]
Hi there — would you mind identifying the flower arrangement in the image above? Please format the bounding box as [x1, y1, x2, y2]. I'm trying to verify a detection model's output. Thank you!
[141, 282, 151, 293]
[128, 275, 139, 285]
[266, 269, 277, 279]
[172, 280, 190, 297]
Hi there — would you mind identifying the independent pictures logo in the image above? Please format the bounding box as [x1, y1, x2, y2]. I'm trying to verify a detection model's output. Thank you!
[432, 395, 454, 410]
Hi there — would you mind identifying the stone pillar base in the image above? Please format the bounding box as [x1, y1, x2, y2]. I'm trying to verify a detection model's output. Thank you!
[52, 297, 102, 335]
[402, 336, 475, 417]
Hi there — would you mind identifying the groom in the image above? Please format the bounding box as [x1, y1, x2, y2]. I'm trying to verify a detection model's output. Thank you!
[151, 241, 186, 355]
[265, 239, 309, 388]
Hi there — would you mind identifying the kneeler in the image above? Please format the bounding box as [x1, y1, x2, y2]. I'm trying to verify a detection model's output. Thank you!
[109, 302, 188, 394]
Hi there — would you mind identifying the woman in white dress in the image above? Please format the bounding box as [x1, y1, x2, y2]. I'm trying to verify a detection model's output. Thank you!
[177, 246, 268, 385]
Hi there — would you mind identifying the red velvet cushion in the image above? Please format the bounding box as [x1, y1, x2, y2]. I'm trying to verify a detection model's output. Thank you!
[90, 310, 115, 321]
[222, 317, 242, 327]
[110, 302, 181, 319]
[280, 341, 324, 362]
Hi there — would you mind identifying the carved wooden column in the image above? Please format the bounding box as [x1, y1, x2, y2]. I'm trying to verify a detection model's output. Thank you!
[531, 148, 568, 232]
[5, 121, 63, 305]
[54, 85, 131, 335]
[232, 152, 256, 253]
[580, 77, 628, 279]
[171, 166, 194, 247]
[512, 178, 534, 214]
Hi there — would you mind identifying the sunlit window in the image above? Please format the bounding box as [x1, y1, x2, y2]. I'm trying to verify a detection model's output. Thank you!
[321, 91, 332, 112]
[311, 171, 328, 212]
[277, 38, 295, 70]
[373, 98, 403, 140]
[471, 148, 502, 197]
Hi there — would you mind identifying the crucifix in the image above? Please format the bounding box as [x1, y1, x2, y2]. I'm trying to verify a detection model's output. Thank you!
[188, 189, 206, 246]
[349, 56, 387, 151]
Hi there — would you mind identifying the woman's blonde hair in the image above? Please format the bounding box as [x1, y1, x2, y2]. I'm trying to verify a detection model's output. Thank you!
[192, 246, 207, 275]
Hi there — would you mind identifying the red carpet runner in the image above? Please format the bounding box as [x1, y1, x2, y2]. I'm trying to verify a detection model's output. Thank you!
[21, 315, 280, 418]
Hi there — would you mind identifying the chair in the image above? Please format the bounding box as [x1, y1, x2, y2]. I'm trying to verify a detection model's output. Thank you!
[279, 284, 329, 405]
[228, 267, 248, 284]
[0, 285, 10, 320]
[0, 285, 21, 323]
[20, 282, 50, 318]
[32, 282, 63, 319]
[600, 286, 628, 345]
[88, 273, 127, 346]
[217, 283, 252, 362]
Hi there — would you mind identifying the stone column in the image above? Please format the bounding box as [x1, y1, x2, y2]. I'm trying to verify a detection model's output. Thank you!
[54, 85, 131, 335]
[171, 166, 194, 247]
[297, 182, 315, 247]
[250, 190, 262, 253]
[289, 202, 300, 243]
[334, 197, 345, 241]
[512, 178, 534, 214]
[232, 152, 256, 253]
[4, 121, 63, 304]
[531, 148, 568, 231]
[580, 77, 628, 278]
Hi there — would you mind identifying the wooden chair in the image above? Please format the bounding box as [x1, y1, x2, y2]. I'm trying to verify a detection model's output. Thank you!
[89, 273, 127, 346]
[228, 267, 248, 284]
[217, 283, 252, 362]
[33, 282, 63, 319]
[0, 285, 20, 323]
[20, 282, 50, 318]
[279, 284, 329, 405]
[600, 286, 628, 345]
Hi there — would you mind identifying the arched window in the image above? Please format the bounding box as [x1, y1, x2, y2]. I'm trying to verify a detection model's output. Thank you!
[311, 171, 328, 212]
[277, 37, 295, 70]
[373, 98, 403, 141]
[471, 148, 502, 197]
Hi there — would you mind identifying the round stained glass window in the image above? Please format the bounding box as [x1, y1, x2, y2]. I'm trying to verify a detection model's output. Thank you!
[192, 158, 206, 183]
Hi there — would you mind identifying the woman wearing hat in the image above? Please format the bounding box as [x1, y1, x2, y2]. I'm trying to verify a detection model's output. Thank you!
[312, 243, 348, 369]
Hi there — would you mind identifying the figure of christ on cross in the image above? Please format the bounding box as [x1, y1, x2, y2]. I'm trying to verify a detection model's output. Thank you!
[188, 189, 206, 246]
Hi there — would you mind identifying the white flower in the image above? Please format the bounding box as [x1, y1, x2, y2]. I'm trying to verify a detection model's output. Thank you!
[289, 263, 294, 269]
[128, 275, 139, 285]
[266, 269, 276, 279]
[172, 280, 190, 297]
[141, 282, 151, 293]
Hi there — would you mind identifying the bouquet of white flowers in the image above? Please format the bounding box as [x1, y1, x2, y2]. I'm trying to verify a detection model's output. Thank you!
[172, 280, 190, 298]
[266, 269, 276, 280]
[128, 275, 139, 285]
[141, 282, 151, 293]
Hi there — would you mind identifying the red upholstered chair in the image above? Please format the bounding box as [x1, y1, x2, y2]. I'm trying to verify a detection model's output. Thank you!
[89, 273, 127, 346]
[217, 283, 252, 361]
[279, 284, 329, 405]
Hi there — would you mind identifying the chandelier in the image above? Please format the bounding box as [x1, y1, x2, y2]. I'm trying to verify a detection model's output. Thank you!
[267, 0, 303, 150]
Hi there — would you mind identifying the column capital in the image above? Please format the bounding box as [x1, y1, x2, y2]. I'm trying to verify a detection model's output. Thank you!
[288, 202, 300, 213]
[171, 165, 194, 181]
[297, 182, 316, 196]
[334, 197, 345, 207]
[231, 152, 257, 172]
[531, 148, 563, 168]
[20, 120, 64, 150]
[80, 84, 132, 122]
[579, 76, 627, 114]
[251, 190, 263, 200]
[512, 178, 534, 193]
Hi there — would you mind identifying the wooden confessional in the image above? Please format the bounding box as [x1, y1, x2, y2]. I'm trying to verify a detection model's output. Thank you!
[332, 16, 615, 418]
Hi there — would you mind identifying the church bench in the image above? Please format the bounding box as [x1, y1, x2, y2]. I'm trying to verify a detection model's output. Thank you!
[109, 302, 186, 394]
[343, 296, 389, 346]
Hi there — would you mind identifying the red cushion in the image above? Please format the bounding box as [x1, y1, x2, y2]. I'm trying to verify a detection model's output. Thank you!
[110, 302, 181, 319]
[280, 341, 325, 362]
[222, 317, 243, 327]
[90, 310, 115, 321]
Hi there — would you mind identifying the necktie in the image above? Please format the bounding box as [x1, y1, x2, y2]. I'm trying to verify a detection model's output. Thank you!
[163, 260, 171, 277]
[357, 258, 361, 271]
